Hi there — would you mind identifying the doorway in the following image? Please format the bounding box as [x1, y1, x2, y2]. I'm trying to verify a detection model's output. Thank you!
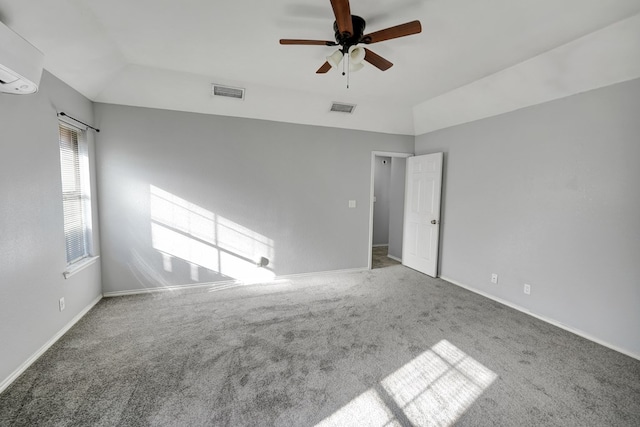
[368, 151, 413, 269]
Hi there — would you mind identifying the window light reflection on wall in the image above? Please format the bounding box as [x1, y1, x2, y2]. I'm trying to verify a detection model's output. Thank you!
[149, 185, 275, 284]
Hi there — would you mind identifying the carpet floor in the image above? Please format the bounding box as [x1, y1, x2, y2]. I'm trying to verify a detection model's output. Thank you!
[372, 246, 401, 269]
[1, 266, 639, 426]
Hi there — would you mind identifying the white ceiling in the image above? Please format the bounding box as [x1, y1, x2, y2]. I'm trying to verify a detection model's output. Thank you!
[1, 0, 639, 135]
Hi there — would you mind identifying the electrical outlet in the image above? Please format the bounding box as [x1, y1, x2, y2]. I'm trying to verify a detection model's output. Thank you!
[524, 284, 531, 295]
[491, 273, 498, 284]
[59, 297, 65, 312]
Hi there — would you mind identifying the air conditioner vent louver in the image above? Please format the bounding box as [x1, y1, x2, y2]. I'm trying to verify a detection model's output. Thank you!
[212, 84, 245, 100]
[330, 102, 356, 113]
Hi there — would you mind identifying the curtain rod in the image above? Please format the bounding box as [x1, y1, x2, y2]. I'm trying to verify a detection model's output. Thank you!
[58, 112, 100, 132]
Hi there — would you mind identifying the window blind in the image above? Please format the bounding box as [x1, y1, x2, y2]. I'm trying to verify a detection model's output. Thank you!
[59, 124, 90, 264]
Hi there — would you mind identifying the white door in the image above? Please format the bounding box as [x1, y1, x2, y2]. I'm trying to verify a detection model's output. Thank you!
[402, 153, 443, 277]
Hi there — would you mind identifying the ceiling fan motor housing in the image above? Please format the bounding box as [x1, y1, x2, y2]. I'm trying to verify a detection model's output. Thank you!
[334, 15, 366, 50]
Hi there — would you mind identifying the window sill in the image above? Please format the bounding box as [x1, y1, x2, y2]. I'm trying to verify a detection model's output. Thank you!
[63, 256, 100, 279]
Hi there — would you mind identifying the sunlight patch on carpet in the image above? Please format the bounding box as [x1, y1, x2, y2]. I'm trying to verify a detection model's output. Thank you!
[316, 340, 497, 426]
[315, 389, 400, 427]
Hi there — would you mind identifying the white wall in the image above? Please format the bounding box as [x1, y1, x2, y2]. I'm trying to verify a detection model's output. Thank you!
[415, 78, 640, 358]
[388, 158, 407, 260]
[0, 71, 102, 389]
[94, 104, 414, 294]
[373, 157, 391, 246]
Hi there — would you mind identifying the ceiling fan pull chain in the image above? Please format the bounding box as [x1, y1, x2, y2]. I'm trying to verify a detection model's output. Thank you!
[344, 50, 350, 89]
[342, 51, 347, 77]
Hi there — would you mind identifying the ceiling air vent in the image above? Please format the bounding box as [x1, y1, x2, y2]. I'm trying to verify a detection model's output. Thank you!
[212, 84, 245, 100]
[330, 102, 356, 114]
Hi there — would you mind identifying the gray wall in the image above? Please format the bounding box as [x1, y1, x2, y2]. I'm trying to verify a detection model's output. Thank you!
[94, 104, 414, 293]
[373, 156, 391, 246]
[415, 78, 640, 357]
[388, 157, 407, 259]
[0, 71, 102, 387]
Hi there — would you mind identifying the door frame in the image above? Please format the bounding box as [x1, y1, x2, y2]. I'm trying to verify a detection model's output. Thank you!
[367, 151, 413, 270]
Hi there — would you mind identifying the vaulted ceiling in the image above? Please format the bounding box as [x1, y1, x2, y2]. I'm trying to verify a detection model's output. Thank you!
[1, 0, 639, 135]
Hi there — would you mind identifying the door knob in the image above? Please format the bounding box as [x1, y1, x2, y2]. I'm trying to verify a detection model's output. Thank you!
[431, 219, 438, 224]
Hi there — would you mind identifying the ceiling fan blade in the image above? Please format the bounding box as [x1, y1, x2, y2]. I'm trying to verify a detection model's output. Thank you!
[361, 20, 422, 44]
[330, 0, 353, 37]
[316, 62, 332, 74]
[364, 48, 393, 71]
[280, 39, 337, 46]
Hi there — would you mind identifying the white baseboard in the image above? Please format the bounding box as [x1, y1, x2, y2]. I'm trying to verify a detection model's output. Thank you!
[102, 280, 238, 297]
[103, 268, 370, 298]
[0, 294, 103, 394]
[372, 244, 389, 248]
[278, 267, 368, 280]
[387, 254, 402, 263]
[440, 275, 640, 361]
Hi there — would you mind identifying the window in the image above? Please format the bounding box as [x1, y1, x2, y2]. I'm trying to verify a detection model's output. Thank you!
[58, 122, 93, 265]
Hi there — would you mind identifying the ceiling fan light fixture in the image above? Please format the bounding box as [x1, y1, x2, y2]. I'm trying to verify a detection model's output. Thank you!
[349, 62, 364, 72]
[348, 45, 366, 64]
[326, 50, 344, 68]
[280, 2, 421, 78]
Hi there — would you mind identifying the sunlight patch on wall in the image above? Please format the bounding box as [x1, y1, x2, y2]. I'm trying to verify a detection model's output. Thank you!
[151, 222, 220, 271]
[129, 248, 174, 288]
[315, 340, 497, 427]
[149, 185, 275, 284]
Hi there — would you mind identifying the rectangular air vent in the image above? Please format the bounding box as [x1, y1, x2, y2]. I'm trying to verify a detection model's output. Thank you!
[330, 102, 356, 114]
[212, 84, 245, 100]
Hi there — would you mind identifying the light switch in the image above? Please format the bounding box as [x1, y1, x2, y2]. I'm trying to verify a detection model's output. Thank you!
[373, 196, 377, 202]
[348, 200, 356, 208]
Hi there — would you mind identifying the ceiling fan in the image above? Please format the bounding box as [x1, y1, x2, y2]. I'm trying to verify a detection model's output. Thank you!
[280, 0, 422, 74]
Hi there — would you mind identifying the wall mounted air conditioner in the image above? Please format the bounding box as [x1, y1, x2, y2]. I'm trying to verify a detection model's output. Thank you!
[0, 20, 44, 95]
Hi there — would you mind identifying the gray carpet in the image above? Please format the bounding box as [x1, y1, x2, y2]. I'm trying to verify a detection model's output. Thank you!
[372, 246, 401, 269]
[1, 265, 639, 426]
